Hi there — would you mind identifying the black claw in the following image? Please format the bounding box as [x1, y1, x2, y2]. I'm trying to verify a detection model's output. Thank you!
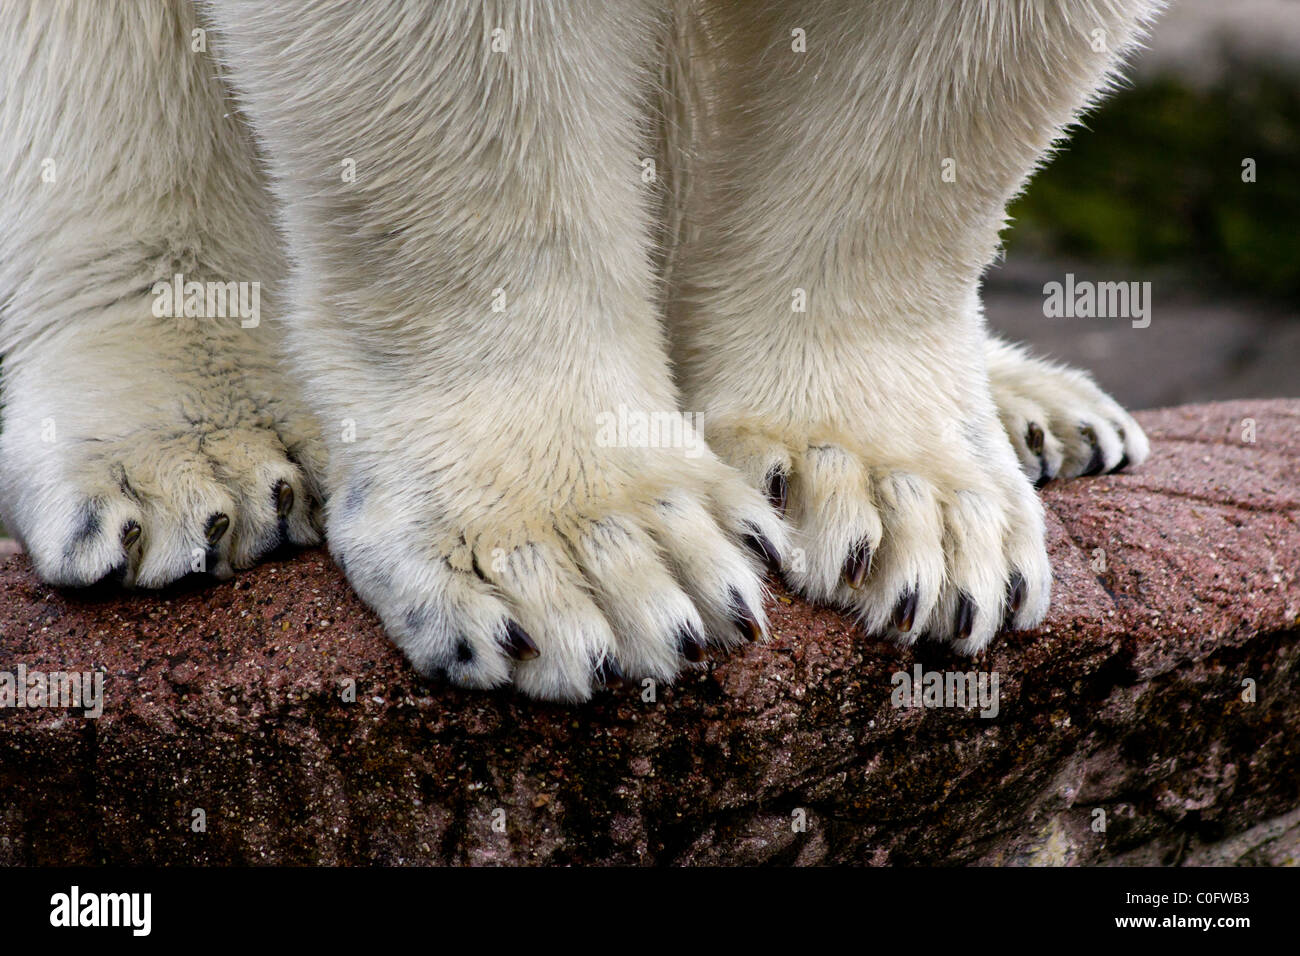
[743, 525, 782, 572]
[1026, 423, 1051, 488]
[1025, 422, 1045, 457]
[677, 626, 707, 663]
[892, 588, 919, 633]
[501, 621, 540, 661]
[1080, 426, 1106, 476]
[841, 539, 872, 590]
[595, 659, 625, 690]
[274, 480, 294, 519]
[728, 587, 764, 642]
[1110, 426, 1131, 473]
[205, 512, 230, 547]
[955, 592, 976, 642]
[90, 560, 129, 588]
[455, 639, 475, 664]
[121, 520, 141, 549]
[765, 469, 789, 518]
[1008, 573, 1026, 616]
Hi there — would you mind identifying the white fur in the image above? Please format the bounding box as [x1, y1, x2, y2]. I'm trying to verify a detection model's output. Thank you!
[987, 335, 1151, 484]
[0, 0, 1163, 699]
[0, 1, 324, 589]
[666, 0, 1164, 650]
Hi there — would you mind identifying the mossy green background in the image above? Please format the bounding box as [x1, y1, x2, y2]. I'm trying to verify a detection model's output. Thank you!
[1006, 60, 1300, 301]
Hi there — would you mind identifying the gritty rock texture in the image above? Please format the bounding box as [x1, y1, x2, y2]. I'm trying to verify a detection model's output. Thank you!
[0, 400, 1297, 866]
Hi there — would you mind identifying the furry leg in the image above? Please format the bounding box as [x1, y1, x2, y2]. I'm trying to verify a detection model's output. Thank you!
[205, 0, 783, 700]
[0, 0, 324, 587]
[668, 0, 1165, 650]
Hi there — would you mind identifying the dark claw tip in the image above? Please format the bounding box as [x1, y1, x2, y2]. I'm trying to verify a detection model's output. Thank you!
[743, 525, 782, 572]
[121, 520, 141, 549]
[502, 620, 540, 661]
[93, 561, 129, 588]
[274, 480, 295, 518]
[955, 592, 976, 642]
[1008, 573, 1026, 616]
[1112, 453, 1131, 473]
[595, 658, 625, 690]
[678, 626, 706, 663]
[728, 587, 764, 642]
[892, 587, 918, 633]
[1080, 425, 1105, 476]
[841, 539, 872, 590]
[205, 512, 230, 547]
[765, 469, 789, 517]
[1025, 422, 1045, 457]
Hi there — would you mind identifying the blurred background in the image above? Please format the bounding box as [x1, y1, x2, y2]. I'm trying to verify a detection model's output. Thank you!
[986, 0, 1300, 409]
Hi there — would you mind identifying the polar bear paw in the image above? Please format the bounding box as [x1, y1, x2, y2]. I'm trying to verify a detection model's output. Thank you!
[705, 412, 1051, 655]
[986, 339, 1150, 488]
[327, 444, 786, 702]
[4, 417, 324, 589]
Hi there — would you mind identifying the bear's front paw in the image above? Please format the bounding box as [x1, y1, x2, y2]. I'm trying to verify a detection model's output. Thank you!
[0, 305, 327, 589]
[987, 338, 1150, 487]
[328, 439, 786, 702]
[2, 419, 324, 588]
[707, 410, 1051, 655]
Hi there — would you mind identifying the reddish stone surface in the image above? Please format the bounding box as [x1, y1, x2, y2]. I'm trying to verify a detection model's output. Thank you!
[0, 400, 1297, 865]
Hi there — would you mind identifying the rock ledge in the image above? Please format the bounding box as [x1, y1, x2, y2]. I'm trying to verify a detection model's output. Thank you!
[1, 400, 1297, 865]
